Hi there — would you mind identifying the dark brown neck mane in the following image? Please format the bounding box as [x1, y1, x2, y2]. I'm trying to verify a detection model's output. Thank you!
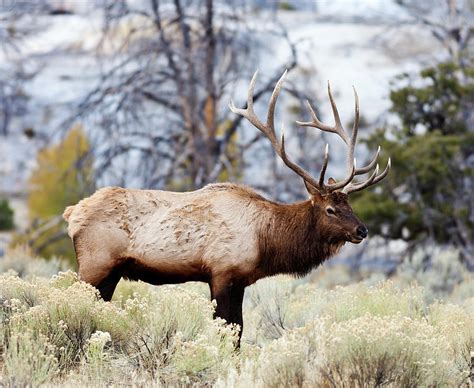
[257, 200, 344, 278]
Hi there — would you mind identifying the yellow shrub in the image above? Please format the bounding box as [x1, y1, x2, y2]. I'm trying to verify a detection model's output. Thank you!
[23, 125, 95, 260]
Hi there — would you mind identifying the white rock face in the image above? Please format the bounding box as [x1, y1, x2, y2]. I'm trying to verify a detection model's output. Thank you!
[0, 3, 443, 194]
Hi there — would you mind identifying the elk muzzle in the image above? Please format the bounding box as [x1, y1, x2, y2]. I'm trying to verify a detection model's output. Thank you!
[350, 224, 368, 243]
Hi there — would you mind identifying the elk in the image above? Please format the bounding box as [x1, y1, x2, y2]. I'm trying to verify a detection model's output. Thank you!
[63, 71, 390, 343]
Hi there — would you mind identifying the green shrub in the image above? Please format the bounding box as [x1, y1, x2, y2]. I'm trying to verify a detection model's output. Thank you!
[0, 198, 14, 231]
[278, 1, 296, 11]
[352, 61, 474, 254]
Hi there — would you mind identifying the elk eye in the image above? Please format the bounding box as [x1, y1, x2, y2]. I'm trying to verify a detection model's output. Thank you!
[326, 207, 336, 216]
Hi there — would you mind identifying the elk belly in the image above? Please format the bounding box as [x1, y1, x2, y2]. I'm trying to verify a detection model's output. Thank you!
[129, 203, 255, 279]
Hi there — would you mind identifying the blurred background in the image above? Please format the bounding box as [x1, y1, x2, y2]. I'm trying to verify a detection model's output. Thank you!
[0, 0, 473, 292]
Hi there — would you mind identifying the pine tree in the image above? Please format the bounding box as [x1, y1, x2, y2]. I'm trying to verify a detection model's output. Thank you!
[352, 61, 474, 265]
[0, 199, 14, 230]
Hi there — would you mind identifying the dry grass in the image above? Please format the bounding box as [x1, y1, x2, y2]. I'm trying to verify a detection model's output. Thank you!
[0, 247, 472, 386]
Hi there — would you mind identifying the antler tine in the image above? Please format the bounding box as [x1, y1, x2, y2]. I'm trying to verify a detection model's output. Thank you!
[295, 83, 350, 144]
[345, 89, 381, 177]
[371, 157, 391, 184]
[327, 82, 349, 143]
[319, 144, 329, 188]
[326, 158, 357, 191]
[356, 146, 380, 174]
[247, 70, 258, 110]
[346, 87, 359, 174]
[267, 69, 287, 135]
[296, 101, 338, 135]
[229, 71, 266, 135]
[342, 164, 379, 194]
[344, 158, 391, 194]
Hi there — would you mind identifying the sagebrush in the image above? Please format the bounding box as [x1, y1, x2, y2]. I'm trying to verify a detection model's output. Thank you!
[0, 249, 472, 386]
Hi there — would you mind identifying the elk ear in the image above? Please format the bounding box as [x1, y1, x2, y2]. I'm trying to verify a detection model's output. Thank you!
[327, 177, 336, 185]
[304, 179, 323, 203]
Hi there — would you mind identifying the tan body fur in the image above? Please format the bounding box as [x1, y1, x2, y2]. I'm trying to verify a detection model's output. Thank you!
[65, 184, 270, 286]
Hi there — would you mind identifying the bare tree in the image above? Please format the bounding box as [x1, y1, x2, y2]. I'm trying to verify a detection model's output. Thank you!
[73, 0, 304, 190]
[396, 0, 474, 66]
[0, 1, 45, 136]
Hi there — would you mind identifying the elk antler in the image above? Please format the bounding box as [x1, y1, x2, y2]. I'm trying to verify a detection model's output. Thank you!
[229, 70, 323, 191]
[229, 71, 390, 195]
[296, 82, 390, 194]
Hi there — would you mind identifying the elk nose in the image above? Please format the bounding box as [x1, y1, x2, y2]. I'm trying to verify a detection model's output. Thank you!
[356, 225, 368, 239]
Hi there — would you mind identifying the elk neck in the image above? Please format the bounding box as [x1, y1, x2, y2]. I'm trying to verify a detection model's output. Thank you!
[256, 200, 344, 278]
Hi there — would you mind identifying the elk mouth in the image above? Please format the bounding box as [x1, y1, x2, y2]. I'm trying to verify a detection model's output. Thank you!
[346, 233, 364, 244]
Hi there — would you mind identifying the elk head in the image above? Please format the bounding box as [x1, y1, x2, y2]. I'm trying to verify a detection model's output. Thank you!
[230, 70, 391, 244]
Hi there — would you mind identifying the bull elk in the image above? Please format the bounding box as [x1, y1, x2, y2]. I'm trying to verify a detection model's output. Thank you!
[64, 71, 390, 342]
